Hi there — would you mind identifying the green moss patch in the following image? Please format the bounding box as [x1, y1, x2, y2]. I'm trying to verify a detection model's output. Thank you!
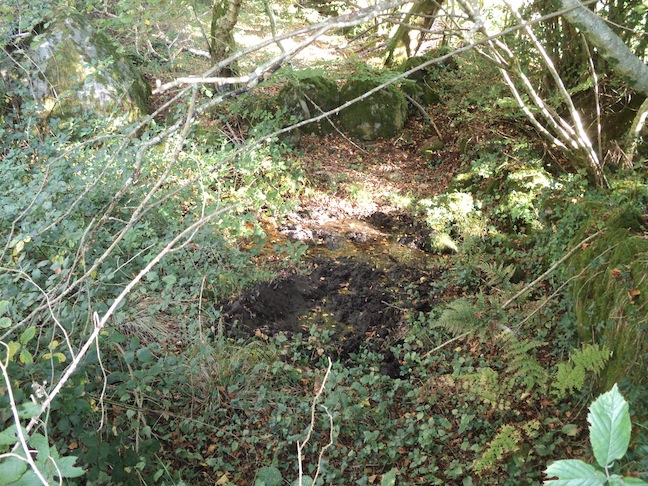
[569, 206, 648, 391]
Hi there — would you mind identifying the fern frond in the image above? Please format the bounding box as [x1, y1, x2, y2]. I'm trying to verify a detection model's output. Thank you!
[476, 260, 516, 286]
[435, 294, 489, 335]
[472, 424, 522, 475]
[501, 334, 548, 392]
[552, 343, 610, 399]
[458, 367, 510, 409]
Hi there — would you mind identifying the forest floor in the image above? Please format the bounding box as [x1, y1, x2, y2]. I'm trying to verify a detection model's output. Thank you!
[218, 112, 473, 367]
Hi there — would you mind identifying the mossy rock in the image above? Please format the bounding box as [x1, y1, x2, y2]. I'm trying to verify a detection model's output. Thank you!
[569, 206, 648, 392]
[26, 12, 150, 124]
[401, 80, 440, 107]
[277, 73, 339, 135]
[338, 77, 408, 141]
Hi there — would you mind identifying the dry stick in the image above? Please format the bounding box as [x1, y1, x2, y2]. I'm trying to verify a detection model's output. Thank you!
[402, 92, 443, 140]
[297, 356, 333, 486]
[501, 229, 606, 310]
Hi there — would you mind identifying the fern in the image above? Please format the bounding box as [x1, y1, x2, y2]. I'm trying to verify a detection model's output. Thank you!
[458, 367, 510, 409]
[472, 424, 522, 475]
[552, 343, 610, 399]
[435, 294, 490, 335]
[476, 260, 516, 287]
[501, 334, 549, 392]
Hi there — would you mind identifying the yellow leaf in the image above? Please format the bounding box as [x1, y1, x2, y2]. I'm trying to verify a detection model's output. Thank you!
[216, 474, 229, 485]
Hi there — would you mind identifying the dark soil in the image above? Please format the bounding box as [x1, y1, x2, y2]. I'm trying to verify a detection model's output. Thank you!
[219, 209, 447, 375]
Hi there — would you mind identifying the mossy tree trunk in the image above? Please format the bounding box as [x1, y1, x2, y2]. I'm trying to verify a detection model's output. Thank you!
[384, 0, 443, 67]
[210, 0, 243, 75]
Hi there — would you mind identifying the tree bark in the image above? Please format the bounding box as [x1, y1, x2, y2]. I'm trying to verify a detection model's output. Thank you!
[559, 0, 648, 95]
[210, 0, 243, 74]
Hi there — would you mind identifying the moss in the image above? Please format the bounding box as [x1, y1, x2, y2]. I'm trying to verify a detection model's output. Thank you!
[338, 77, 408, 141]
[29, 13, 149, 124]
[277, 73, 339, 135]
[569, 205, 648, 391]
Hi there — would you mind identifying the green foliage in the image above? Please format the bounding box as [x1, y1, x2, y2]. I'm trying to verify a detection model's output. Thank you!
[473, 424, 522, 475]
[568, 201, 648, 392]
[501, 333, 548, 393]
[553, 344, 610, 399]
[545, 384, 645, 485]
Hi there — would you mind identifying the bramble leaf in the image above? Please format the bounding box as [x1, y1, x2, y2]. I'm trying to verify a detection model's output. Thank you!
[588, 384, 631, 469]
[544, 459, 606, 484]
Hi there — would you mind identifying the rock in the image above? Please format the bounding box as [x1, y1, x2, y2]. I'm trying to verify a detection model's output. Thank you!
[420, 136, 445, 158]
[278, 72, 339, 135]
[25, 13, 150, 124]
[338, 77, 408, 141]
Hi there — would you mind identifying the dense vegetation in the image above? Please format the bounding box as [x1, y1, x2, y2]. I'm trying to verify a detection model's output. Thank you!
[0, 0, 646, 484]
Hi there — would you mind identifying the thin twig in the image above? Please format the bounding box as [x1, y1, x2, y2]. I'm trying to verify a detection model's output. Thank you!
[501, 229, 606, 309]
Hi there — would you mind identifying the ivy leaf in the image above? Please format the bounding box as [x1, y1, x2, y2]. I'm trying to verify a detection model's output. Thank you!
[381, 468, 398, 486]
[255, 466, 282, 486]
[588, 384, 631, 469]
[136, 348, 154, 363]
[544, 459, 606, 484]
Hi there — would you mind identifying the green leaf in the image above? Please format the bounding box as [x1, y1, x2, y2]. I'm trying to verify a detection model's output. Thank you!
[0, 425, 20, 446]
[588, 384, 631, 469]
[30, 433, 50, 463]
[19, 326, 36, 345]
[136, 348, 154, 363]
[608, 477, 648, 486]
[19, 348, 33, 364]
[55, 456, 85, 478]
[162, 274, 176, 286]
[0, 317, 11, 328]
[124, 350, 135, 364]
[381, 467, 398, 486]
[17, 402, 42, 419]
[0, 300, 9, 316]
[544, 459, 606, 485]
[255, 466, 282, 486]
[291, 476, 313, 486]
[0, 455, 28, 484]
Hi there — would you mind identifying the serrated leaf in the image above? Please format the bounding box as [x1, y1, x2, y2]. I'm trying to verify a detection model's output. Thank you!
[0, 425, 20, 446]
[19, 326, 36, 345]
[381, 467, 398, 486]
[30, 433, 50, 463]
[255, 466, 282, 486]
[544, 459, 606, 485]
[17, 402, 42, 419]
[0, 455, 28, 483]
[588, 384, 631, 469]
[55, 456, 85, 478]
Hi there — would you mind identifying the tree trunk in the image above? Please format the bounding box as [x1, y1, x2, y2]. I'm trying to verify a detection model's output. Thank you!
[210, 0, 243, 74]
[559, 0, 648, 95]
[384, 0, 443, 67]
